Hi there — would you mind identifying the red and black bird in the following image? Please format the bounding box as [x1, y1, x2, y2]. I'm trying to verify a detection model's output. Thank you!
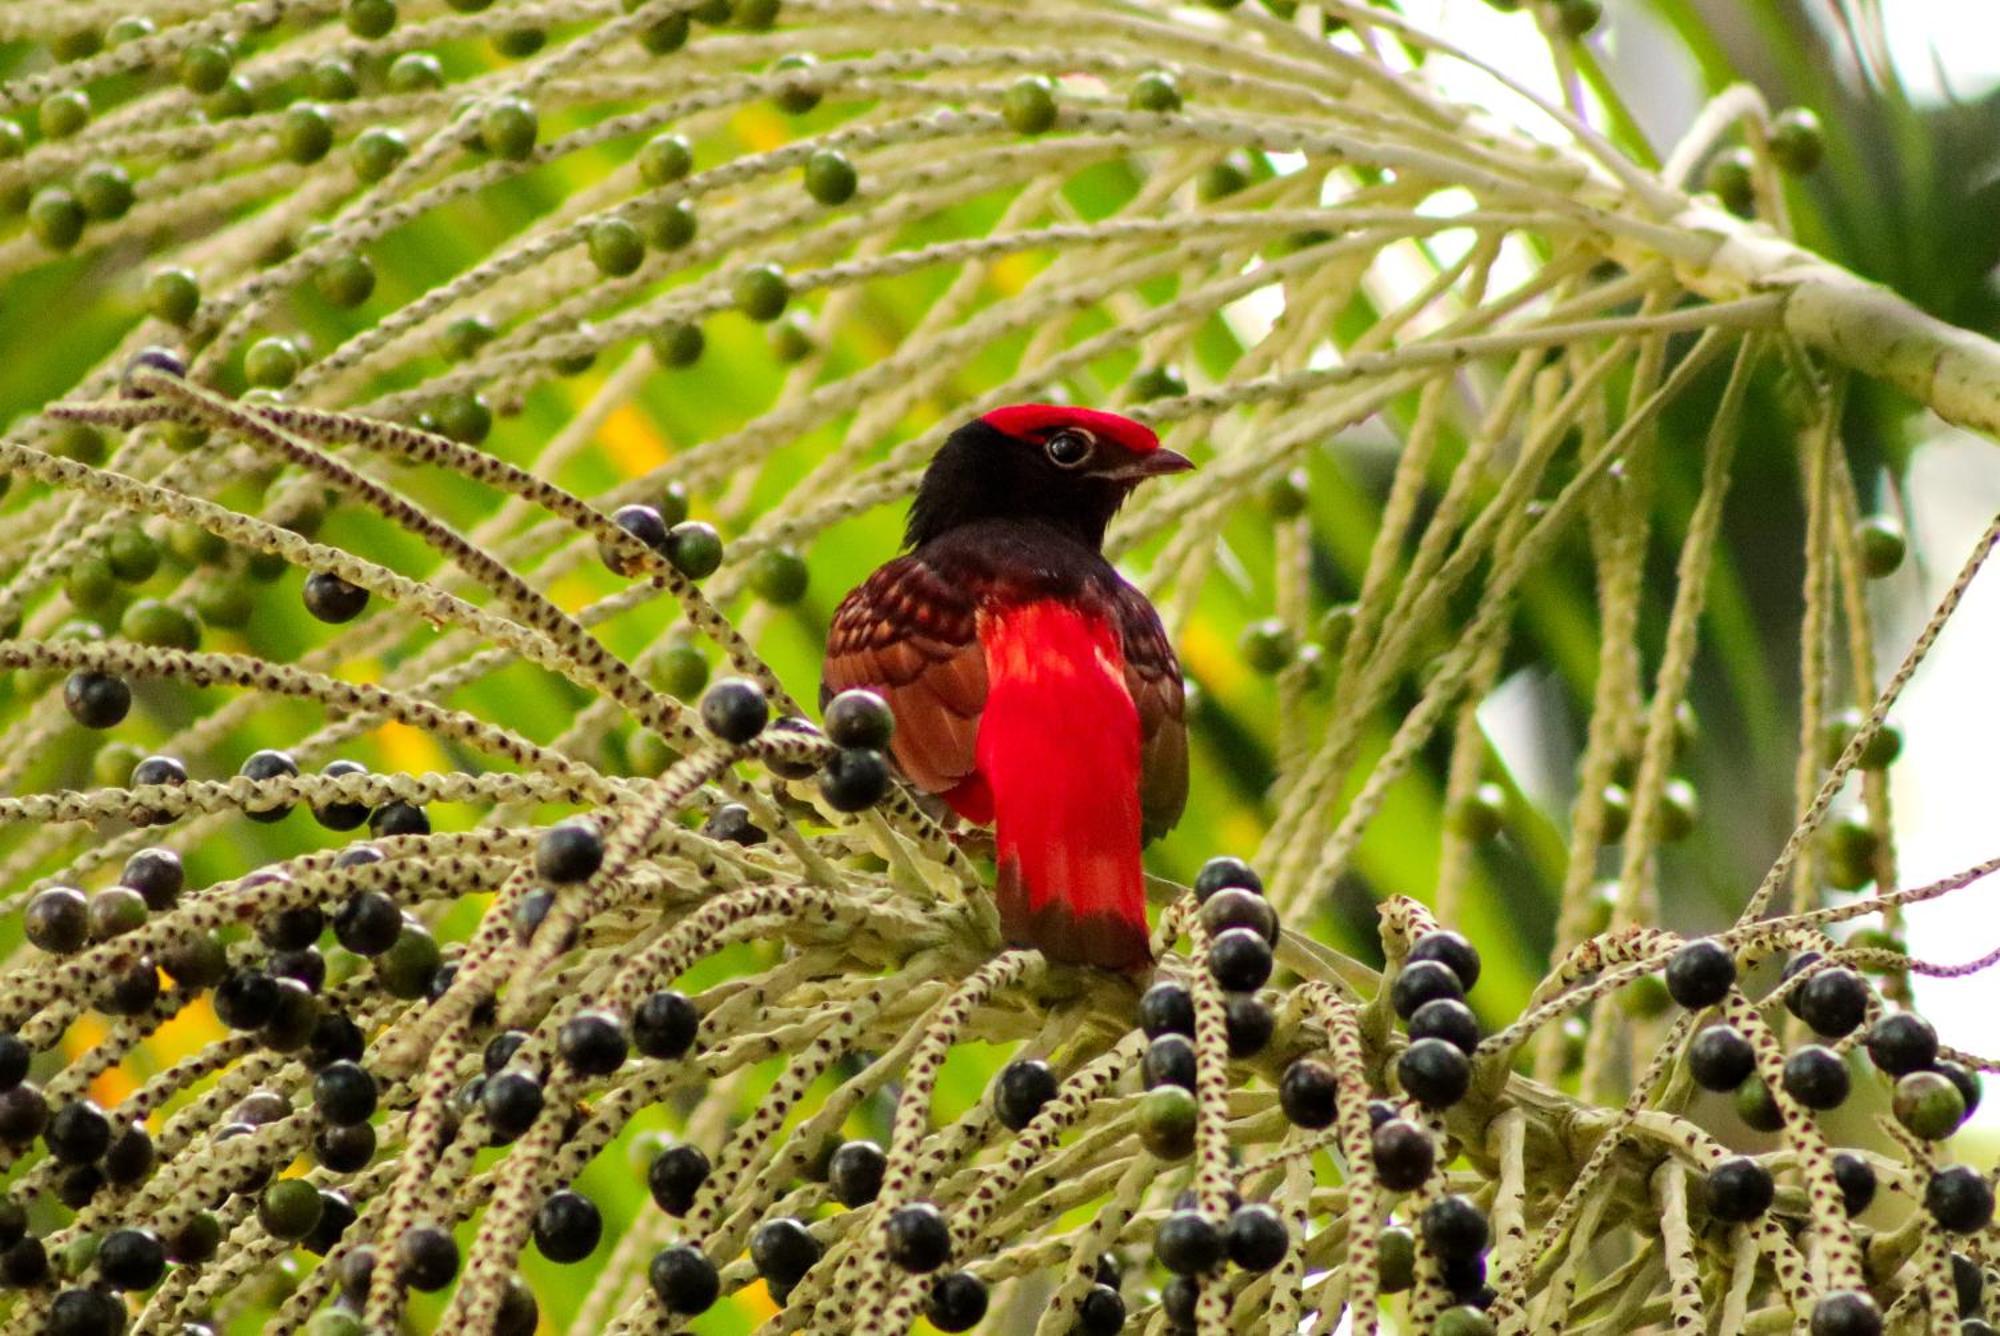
[824, 405, 1192, 969]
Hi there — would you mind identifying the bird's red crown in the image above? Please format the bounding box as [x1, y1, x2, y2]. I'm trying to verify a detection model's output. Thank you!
[979, 404, 1161, 454]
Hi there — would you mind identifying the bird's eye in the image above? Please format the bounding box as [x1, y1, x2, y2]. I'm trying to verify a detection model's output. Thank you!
[1044, 429, 1093, 468]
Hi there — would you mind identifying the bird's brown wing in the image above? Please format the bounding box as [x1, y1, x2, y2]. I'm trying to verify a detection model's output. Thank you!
[822, 555, 987, 795]
[1111, 580, 1188, 843]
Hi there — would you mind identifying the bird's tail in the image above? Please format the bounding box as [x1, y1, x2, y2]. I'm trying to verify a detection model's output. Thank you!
[977, 600, 1150, 970]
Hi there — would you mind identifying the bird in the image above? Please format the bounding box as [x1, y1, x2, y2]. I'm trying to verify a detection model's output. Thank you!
[823, 404, 1192, 970]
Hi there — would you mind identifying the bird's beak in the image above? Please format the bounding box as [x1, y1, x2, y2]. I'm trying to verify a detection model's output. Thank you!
[1103, 448, 1196, 482]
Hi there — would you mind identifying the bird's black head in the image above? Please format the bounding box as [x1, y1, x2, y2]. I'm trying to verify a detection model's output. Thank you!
[904, 404, 1195, 551]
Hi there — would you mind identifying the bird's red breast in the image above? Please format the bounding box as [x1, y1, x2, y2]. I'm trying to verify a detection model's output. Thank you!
[822, 406, 1190, 970]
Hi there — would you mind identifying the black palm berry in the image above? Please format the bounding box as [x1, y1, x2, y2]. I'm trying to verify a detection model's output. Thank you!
[314, 1061, 377, 1125]
[993, 1059, 1058, 1130]
[1705, 1156, 1775, 1222]
[1225, 1203, 1288, 1271]
[1783, 1045, 1851, 1110]
[533, 1189, 602, 1263]
[130, 754, 186, 789]
[1665, 938, 1736, 1009]
[46, 1099, 110, 1164]
[1735, 1075, 1786, 1132]
[334, 890, 401, 956]
[1833, 1152, 1876, 1217]
[1398, 1037, 1471, 1108]
[701, 803, 766, 844]
[303, 571, 369, 623]
[750, 1216, 821, 1287]
[1371, 1117, 1434, 1191]
[0, 1085, 48, 1145]
[398, 1224, 459, 1291]
[314, 759, 372, 830]
[1953, 1252, 1983, 1317]
[1689, 1024, 1756, 1092]
[64, 671, 131, 728]
[1408, 931, 1482, 991]
[632, 990, 700, 1059]
[700, 677, 768, 744]
[1928, 1166, 1996, 1234]
[213, 971, 279, 1031]
[1224, 993, 1272, 1058]
[924, 1270, 988, 1331]
[1422, 1195, 1489, 1261]
[1152, 1032, 1192, 1096]
[1279, 1058, 1337, 1128]
[886, 1202, 952, 1273]
[601, 504, 669, 574]
[1809, 1290, 1882, 1336]
[25, 887, 89, 955]
[484, 1030, 529, 1075]
[536, 820, 604, 884]
[1797, 967, 1870, 1038]
[1077, 1282, 1126, 1333]
[559, 1010, 629, 1077]
[309, 1012, 365, 1070]
[1390, 960, 1465, 1020]
[1154, 1210, 1223, 1275]
[240, 748, 299, 822]
[824, 689, 894, 750]
[1864, 1012, 1938, 1076]
[87, 886, 147, 943]
[259, 1178, 324, 1240]
[820, 747, 891, 811]
[1139, 982, 1195, 1039]
[0, 1235, 46, 1288]
[259, 977, 321, 1053]
[271, 946, 326, 993]
[103, 1124, 153, 1186]
[98, 1226, 165, 1290]
[650, 1244, 718, 1313]
[120, 847, 183, 910]
[259, 904, 323, 952]
[1208, 928, 1273, 991]
[1938, 1060, 1983, 1119]
[369, 801, 429, 837]
[315, 1122, 375, 1173]
[1193, 856, 1261, 901]
[1160, 1276, 1199, 1331]
[166, 1214, 219, 1268]
[0, 1201, 21, 1252]
[495, 1274, 539, 1336]
[1409, 998, 1480, 1054]
[303, 1189, 357, 1255]
[514, 889, 556, 941]
[56, 1164, 102, 1210]
[648, 1144, 710, 1215]
[829, 1139, 885, 1207]
[49, 1288, 126, 1334]
[1199, 888, 1277, 946]
[1441, 1253, 1487, 1304]
[482, 1071, 544, 1143]
[1780, 952, 1824, 1017]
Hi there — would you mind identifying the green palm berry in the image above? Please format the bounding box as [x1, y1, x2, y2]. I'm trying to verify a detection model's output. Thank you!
[280, 104, 334, 165]
[438, 314, 497, 363]
[1261, 468, 1308, 519]
[588, 218, 646, 277]
[1769, 107, 1824, 174]
[1318, 603, 1356, 657]
[1656, 777, 1699, 842]
[1825, 813, 1879, 891]
[651, 321, 705, 368]
[638, 13, 690, 55]
[1131, 365, 1187, 400]
[750, 548, 809, 604]
[351, 127, 410, 183]
[108, 16, 157, 44]
[1893, 1070, 1966, 1141]
[1556, 0, 1602, 37]
[50, 423, 107, 465]
[244, 337, 301, 389]
[66, 555, 118, 614]
[1240, 618, 1295, 674]
[310, 57, 361, 101]
[179, 44, 232, 95]
[167, 521, 228, 567]
[159, 421, 207, 453]
[640, 199, 697, 250]
[1618, 972, 1673, 1019]
[52, 28, 104, 61]
[193, 579, 253, 630]
[122, 599, 199, 651]
[75, 163, 134, 222]
[658, 481, 691, 526]
[386, 52, 444, 93]
[317, 252, 376, 308]
[1001, 76, 1058, 134]
[553, 326, 598, 376]
[733, 264, 790, 321]
[435, 393, 493, 445]
[768, 316, 814, 363]
[1449, 782, 1507, 842]
[94, 741, 145, 789]
[480, 98, 539, 161]
[1820, 706, 1863, 767]
[205, 77, 254, 121]
[772, 54, 821, 115]
[1598, 782, 1632, 842]
[1199, 158, 1250, 201]
[1858, 720, 1902, 770]
[28, 187, 85, 250]
[638, 133, 694, 186]
[103, 526, 160, 584]
[803, 149, 857, 206]
[1138, 1085, 1197, 1159]
[654, 641, 709, 699]
[445, 0, 493, 11]
[1706, 148, 1756, 216]
[736, 0, 780, 28]
[0, 120, 24, 159]
[691, 0, 733, 23]
[1130, 71, 1183, 112]
[346, 0, 397, 37]
[1856, 515, 1905, 578]
[494, 25, 547, 57]
[666, 522, 723, 579]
